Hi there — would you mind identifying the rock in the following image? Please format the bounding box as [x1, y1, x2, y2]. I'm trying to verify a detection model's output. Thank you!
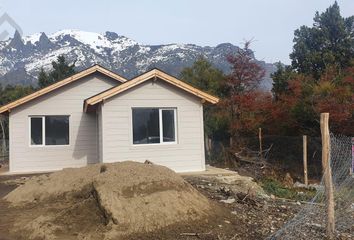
[293, 181, 322, 191]
[215, 174, 267, 198]
[144, 160, 154, 165]
[218, 186, 232, 197]
[293, 181, 305, 188]
[220, 198, 236, 204]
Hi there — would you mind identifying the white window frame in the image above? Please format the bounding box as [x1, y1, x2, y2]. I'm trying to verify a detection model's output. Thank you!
[29, 115, 70, 147]
[132, 108, 177, 146]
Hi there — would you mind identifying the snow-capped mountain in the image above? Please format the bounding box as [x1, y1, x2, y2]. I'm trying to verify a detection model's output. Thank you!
[0, 29, 276, 89]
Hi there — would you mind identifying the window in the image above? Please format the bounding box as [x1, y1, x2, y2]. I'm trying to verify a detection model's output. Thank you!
[132, 108, 176, 145]
[45, 116, 70, 145]
[30, 117, 43, 145]
[162, 109, 175, 142]
[30, 116, 69, 146]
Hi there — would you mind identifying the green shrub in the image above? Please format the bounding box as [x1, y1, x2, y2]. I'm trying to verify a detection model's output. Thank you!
[261, 178, 316, 201]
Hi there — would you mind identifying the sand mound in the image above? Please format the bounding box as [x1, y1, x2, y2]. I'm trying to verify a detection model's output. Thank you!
[4, 161, 213, 239]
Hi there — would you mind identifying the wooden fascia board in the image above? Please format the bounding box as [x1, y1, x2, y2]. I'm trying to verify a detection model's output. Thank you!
[156, 71, 219, 104]
[84, 69, 219, 112]
[0, 65, 127, 114]
[84, 71, 156, 110]
[95, 66, 127, 83]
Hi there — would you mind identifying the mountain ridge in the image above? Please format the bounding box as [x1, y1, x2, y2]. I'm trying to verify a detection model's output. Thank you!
[0, 30, 276, 89]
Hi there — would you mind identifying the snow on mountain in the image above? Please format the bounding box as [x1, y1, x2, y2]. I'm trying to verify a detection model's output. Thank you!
[23, 32, 42, 45]
[0, 29, 276, 89]
[50, 30, 137, 54]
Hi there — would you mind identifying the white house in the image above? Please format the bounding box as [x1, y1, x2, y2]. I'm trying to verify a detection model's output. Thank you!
[0, 65, 219, 173]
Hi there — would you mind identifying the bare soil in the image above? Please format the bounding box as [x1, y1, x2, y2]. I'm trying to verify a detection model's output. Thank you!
[0, 163, 302, 240]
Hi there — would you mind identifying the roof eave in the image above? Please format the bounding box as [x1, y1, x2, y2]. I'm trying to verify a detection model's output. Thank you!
[83, 70, 220, 113]
[0, 65, 127, 114]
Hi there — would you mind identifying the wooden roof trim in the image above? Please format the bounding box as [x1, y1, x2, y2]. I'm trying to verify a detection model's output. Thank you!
[156, 70, 219, 103]
[84, 69, 219, 112]
[0, 65, 127, 114]
[94, 65, 127, 83]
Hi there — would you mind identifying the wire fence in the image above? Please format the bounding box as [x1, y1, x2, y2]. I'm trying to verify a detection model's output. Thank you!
[207, 135, 324, 180]
[268, 133, 354, 239]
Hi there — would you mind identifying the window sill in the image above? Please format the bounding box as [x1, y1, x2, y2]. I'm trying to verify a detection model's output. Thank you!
[129, 142, 178, 149]
[29, 144, 71, 148]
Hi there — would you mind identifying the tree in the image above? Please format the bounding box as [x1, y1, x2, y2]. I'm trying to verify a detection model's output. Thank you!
[290, 1, 354, 79]
[180, 58, 228, 155]
[38, 68, 49, 89]
[0, 85, 35, 139]
[223, 41, 266, 145]
[271, 62, 294, 100]
[37, 55, 76, 88]
[268, 62, 354, 136]
[312, 66, 354, 135]
[180, 57, 224, 96]
[226, 42, 265, 94]
[0, 85, 34, 106]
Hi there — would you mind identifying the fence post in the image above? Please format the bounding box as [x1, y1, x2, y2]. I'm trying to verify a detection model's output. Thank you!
[303, 135, 308, 186]
[320, 113, 335, 239]
[259, 128, 263, 160]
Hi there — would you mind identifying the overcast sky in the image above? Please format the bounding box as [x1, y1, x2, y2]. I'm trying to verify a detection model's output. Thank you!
[0, 0, 353, 64]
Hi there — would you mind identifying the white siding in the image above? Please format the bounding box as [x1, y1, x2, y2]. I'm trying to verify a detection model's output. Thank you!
[101, 79, 205, 172]
[9, 73, 118, 172]
[97, 104, 103, 163]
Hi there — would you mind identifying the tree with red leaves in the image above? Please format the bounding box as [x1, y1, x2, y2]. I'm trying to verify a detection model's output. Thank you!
[269, 64, 354, 136]
[222, 41, 267, 145]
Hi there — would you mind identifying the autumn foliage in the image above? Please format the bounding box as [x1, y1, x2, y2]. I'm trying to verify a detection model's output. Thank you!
[180, 2, 354, 143]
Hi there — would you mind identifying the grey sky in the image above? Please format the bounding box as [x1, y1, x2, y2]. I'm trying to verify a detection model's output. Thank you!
[0, 0, 353, 64]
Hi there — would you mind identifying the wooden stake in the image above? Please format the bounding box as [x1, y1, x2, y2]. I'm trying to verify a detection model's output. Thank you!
[259, 128, 263, 160]
[320, 113, 335, 239]
[303, 135, 308, 186]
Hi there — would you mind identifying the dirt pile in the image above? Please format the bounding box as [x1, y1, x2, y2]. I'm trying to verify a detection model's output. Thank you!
[4, 161, 213, 239]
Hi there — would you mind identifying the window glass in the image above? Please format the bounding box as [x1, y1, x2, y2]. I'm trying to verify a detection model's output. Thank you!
[45, 116, 69, 145]
[132, 109, 160, 144]
[31, 117, 43, 145]
[162, 110, 175, 142]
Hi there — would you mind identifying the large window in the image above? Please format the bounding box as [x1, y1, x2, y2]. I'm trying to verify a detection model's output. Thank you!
[30, 116, 69, 146]
[132, 108, 176, 145]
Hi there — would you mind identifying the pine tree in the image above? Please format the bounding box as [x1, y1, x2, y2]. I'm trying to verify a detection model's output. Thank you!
[37, 55, 76, 89]
[49, 55, 76, 84]
[271, 62, 294, 100]
[290, 1, 354, 79]
[38, 68, 49, 89]
[179, 57, 224, 96]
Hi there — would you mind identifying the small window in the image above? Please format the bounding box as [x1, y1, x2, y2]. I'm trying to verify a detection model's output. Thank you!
[132, 108, 176, 145]
[31, 117, 43, 145]
[30, 116, 69, 146]
[162, 110, 175, 142]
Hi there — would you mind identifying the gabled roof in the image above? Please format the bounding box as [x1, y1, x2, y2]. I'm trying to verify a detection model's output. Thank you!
[0, 65, 127, 114]
[84, 68, 219, 112]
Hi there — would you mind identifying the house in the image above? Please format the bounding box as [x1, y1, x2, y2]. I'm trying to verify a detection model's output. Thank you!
[0, 65, 219, 173]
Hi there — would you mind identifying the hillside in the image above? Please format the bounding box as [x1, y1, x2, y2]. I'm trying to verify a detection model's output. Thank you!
[0, 30, 276, 89]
